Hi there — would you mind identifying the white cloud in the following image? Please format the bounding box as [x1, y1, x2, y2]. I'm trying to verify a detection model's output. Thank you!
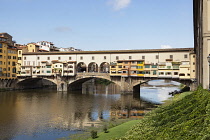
[109, 0, 131, 11]
[161, 45, 173, 49]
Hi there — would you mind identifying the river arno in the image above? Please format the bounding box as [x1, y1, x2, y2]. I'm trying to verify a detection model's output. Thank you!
[0, 80, 179, 140]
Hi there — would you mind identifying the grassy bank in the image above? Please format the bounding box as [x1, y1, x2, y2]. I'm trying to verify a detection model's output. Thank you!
[113, 86, 210, 140]
[88, 120, 140, 140]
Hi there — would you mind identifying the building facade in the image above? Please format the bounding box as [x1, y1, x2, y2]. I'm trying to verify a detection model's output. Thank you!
[0, 33, 17, 79]
[19, 48, 196, 81]
[194, 0, 210, 89]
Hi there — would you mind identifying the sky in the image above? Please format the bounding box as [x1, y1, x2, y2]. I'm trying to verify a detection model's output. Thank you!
[0, 0, 193, 51]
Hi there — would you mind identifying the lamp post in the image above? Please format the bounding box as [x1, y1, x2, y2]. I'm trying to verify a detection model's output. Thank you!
[207, 55, 210, 90]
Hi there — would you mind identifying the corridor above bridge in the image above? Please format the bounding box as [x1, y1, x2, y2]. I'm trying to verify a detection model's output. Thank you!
[18, 48, 196, 81]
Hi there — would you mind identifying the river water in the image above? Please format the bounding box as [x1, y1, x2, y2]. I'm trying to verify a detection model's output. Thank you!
[0, 80, 179, 140]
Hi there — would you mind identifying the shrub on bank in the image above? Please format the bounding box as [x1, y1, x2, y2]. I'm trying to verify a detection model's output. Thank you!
[114, 86, 210, 140]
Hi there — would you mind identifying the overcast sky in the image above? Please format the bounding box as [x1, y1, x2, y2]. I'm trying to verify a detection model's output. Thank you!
[0, 0, 193, 50]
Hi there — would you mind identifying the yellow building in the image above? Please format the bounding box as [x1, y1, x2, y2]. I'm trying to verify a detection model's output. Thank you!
[0, 33, 17, 79]
[137, 60, 144, 77]
[27, 43, 39, 52]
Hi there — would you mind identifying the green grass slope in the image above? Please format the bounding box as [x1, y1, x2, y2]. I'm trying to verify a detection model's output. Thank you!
[88, 120, 140, 140]
[114, 87, 210, 140]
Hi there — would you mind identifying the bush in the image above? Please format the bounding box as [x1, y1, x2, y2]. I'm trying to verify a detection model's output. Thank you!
[103, 125, 109, 133]
[91, 130, 98, 139]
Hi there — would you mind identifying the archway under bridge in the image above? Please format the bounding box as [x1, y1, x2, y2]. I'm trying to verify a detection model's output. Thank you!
[16, 77, 57, 89]
[133, 78, 195, 94]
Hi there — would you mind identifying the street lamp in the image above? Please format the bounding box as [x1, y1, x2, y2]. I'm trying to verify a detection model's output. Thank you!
[207, 54, 210, 90]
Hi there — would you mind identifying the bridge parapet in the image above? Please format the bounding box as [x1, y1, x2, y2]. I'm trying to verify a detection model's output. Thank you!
[76, 72, 111, 80]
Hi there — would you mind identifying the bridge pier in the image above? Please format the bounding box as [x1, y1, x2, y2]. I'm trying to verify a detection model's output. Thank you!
[57, 82, 68, 92]
[120, 77, 133, 93]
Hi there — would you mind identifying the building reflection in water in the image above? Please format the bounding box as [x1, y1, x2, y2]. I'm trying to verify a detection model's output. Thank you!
[0, 83, 158, 140]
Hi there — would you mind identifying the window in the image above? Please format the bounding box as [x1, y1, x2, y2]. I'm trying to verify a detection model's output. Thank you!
[19, 51, 21, 54]
[132, 61, 136, 64]
[159, 72, 164, 75]
[8, 67, 10, 71]
[152, 65, 157, 68]
[80, 56, 83, 60]
[104, 56, 106, 59]
[174, 72, 178, 75]
[193, 62, 195, 65]
[184, 54, 188, 58]
[69, 57, 71, 60]
[116, 56, 119, 60]
[137, 66, 143, 69]
[118, 65, 122, 68]
[47, 71, 51, 73]
[124, 61, 128, 64]
[179, 73, 185, 76]
[47, 57, 50, 60]
[156, 55, 159, 59]
[24, 57, 26, 60]
[46, 66, 51, 68]
[159, 66, 165, 68]
[58, 57, 61, 60]
[137, 61, 143, 64]
[170, 55, 173, 59]
[129, 56, 132, 59]
[145, 71, 150, 74]
[173, 65, 179, 69]
[145, 65, 150, 68]
[0, 49, 2, 53]
[167, 66, 171, 69]
[153, 70, 157, 75]
[12, 62, 15, 66]
[0, 43, 2, 48]
[92, 56, 94, 60]
[123, 71, 127, 73]
[142, 56, 145, 59]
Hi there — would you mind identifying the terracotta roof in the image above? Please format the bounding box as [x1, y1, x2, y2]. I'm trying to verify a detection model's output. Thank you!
[23, 48, 194, 55]
[67, 61, 77, 63]
[117, 60, 144, 62]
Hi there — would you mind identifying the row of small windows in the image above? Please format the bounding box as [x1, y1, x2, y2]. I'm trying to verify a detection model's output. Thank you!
[26, 54, 190, 61]
[0, 38, 7, 42]
[0, 67, 16, 73]
[0, 73, 16, 77]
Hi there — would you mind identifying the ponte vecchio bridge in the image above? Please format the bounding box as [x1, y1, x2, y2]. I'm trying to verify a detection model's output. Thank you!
[16, 48, 196, 93]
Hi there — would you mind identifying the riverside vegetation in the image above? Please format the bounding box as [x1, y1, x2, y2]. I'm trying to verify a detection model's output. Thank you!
[111, 86, 210, 140]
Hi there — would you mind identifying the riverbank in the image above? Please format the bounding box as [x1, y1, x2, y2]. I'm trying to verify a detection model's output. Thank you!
[112, 87, 210, 140]
[86, 91, 192, 140]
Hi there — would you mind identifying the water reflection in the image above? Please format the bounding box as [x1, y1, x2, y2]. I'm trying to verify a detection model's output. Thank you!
[0, 80, 178, 140]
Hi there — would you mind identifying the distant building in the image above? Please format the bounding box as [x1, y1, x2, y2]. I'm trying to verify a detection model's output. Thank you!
[0, 33, 17, 79]
[27, 43, 39, 52]
[59, 47, 82, 52]
[36, 41, 59, 52]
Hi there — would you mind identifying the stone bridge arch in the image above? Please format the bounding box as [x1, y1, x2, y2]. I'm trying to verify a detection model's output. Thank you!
[17, 77, 58, 89]
[68, 73, 120, 91]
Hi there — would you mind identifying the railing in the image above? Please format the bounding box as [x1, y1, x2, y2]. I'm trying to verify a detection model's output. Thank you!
[76, 72, 110, 78]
